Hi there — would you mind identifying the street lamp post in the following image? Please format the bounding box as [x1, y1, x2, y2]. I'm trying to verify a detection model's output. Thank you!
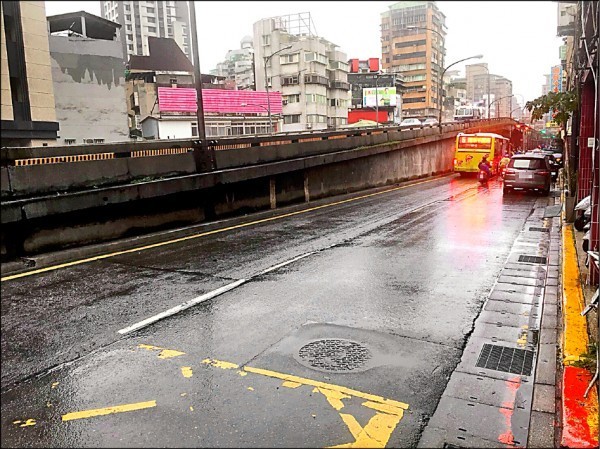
[263, 45, 293, 134]
[439, 54, 483, 126]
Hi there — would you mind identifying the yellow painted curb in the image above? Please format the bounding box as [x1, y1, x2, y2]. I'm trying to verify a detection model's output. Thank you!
[561, 224, 589, 364]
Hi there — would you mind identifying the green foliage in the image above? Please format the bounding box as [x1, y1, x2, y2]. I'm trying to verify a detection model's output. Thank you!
[573, 343, 598, 372]
[525, 90, 578, 127]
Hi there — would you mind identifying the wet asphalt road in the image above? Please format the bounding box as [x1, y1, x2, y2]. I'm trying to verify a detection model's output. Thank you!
[1, 174, 544, 448]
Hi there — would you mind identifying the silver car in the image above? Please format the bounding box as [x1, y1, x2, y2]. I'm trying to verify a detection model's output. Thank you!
[503, 154, 552, 195]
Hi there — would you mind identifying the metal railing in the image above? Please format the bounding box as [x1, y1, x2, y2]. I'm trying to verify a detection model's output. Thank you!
[1, 118, 514, 168]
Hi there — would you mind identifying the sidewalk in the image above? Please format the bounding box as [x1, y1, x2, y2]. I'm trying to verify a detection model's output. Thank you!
[556, 192, 598, 449]
[418, 186, 598, 448]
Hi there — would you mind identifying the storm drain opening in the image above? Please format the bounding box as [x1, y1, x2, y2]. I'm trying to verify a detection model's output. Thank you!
[529, 227, 549, 233]
[298, 339, 371, 372]
[518, 255, 548, 265]
[475, 344, 534, 376]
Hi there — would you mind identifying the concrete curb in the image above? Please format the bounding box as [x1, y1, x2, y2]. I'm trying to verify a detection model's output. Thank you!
[560, 219, 599, 448]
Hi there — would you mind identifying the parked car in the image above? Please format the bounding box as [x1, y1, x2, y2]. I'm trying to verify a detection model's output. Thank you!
[400, 118, 422, 127]
[422, 117, 439, 126]
[503, 154, 553, 195]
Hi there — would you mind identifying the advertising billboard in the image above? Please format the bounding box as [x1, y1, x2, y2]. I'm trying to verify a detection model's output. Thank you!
[550, 65, 563, 93]
[363, 87, 397, 107]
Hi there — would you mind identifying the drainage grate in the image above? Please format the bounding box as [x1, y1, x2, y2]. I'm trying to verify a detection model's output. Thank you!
[298, 339, 371, 372]
[518, 255, 548, 264]
[529, 227, 549, 233]
[476, 344, 534, 376]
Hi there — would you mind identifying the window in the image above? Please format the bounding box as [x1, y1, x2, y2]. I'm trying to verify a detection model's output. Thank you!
[280, 53, 299, 64]
[403, 97, 426, 104]
[330, 61, 349, 71]
[147, 17, 156, 23]
[124, 4, 130, 11]
[283, 114, 301, 124]
[281, 75, 299, 86]
[126, 24, 132, 31]
[147, 26, 156, 33]
[128, 44, 133, 51]
[393, 51, 427, 60]
[262, 35, 270, 46]
[284, 94, 300, 104]
[146, 7, 155, 13]
[394, 39, 426, 49]
[306, 94, 327, 104]
[307, 114, 327, 124]
[330, 98, 349, 107]
[191, 122, 198, 137]
[125, 14, 131, 21]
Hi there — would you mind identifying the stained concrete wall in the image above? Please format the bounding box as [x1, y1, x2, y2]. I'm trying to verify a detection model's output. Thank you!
[49, 35, 129, 144]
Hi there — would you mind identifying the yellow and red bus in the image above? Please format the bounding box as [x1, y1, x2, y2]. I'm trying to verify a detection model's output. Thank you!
[453, 132, 512, 176]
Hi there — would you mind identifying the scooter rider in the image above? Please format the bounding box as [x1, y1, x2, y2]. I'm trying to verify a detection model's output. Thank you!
[478, 154, 492, 178]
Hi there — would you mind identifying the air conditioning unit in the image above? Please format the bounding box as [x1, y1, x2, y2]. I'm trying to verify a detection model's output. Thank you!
[306, 123, 312, 129]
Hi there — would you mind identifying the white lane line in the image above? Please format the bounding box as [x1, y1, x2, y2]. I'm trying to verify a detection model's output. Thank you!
[257, 251, 316, 275]
[118, 279, 247, 335]
[117, 250, 317, 335]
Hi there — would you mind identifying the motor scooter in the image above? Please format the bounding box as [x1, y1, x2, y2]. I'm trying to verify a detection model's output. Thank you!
[478, 169, 490, 185]
[574, 195, 591, 232]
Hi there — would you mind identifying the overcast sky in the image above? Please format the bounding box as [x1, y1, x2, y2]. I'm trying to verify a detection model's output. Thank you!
[44, 1, 563, 103]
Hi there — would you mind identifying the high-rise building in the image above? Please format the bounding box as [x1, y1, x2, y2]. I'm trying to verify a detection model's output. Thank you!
[253, 12, 350, 132]
[380, 1, 446, 118]
[99, 1, 192, 62]
[465, 63, 513, 118]
[211, 36, 255, 90]
[1, 1, 59, 147]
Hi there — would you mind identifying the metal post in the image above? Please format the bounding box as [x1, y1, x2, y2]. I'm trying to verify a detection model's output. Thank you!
[263, 45, 292, 135]
[375, 73, 379, 127]
[188, 1, 210, 171]
[264, 57, 272, 133]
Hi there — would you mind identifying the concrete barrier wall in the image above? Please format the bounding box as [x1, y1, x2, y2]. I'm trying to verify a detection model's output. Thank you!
[1, 121, 513, 258]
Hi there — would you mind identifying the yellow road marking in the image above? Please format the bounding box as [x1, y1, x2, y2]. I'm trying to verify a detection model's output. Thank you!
[181, 367, 193, 378]
[13, 419, 36, 427]
[243, 365, 409, 411]
[561, 224, 589, 363]
[61, 400, 156, 422]
[201, 357, 409, 448]
[329, 412, 403, 448]
[313, 387, 351, 411]
[138, 344, 185, 359]
[1, 177, 440, 282]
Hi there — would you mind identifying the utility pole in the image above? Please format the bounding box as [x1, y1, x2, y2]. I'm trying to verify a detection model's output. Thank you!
[188, 1, 212, 171]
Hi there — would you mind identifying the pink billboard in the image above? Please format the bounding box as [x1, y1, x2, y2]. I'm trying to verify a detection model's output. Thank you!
[157, 87, 283, 114]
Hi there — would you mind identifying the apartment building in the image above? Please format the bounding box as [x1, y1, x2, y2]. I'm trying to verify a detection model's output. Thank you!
[100, 0, 192, 62]
[47, 11, 129, 144]
[253, 12, 350, 132]
[211, 35, 255, 91]
[465, 63, 513, 118]
[1, 1, 59, 147]
[380, 1, 446, 118]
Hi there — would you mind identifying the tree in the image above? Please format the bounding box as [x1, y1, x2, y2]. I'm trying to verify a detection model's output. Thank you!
[524, 90, 578, 127]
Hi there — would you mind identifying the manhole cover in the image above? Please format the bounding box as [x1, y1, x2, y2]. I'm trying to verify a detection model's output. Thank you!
[298, 339, 371, 372]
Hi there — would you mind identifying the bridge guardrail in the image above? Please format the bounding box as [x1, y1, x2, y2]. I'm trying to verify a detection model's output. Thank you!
[0, 118, 513, 167]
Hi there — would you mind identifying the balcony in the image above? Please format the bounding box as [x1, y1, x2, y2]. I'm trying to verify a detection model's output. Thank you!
[304, 74, 329, 86]
[329, 80, 350, 90]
